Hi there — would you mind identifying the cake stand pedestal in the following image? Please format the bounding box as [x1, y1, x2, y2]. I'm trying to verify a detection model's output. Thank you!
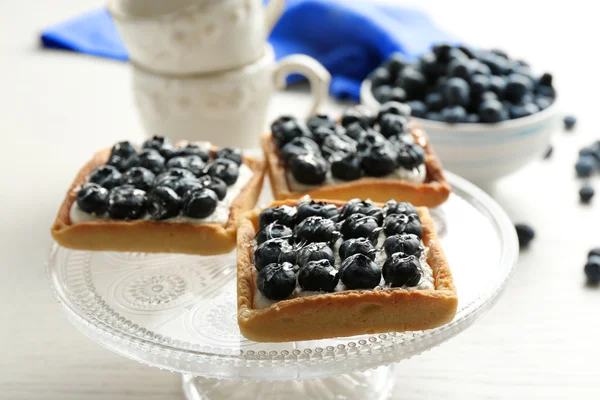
[47, 172, 518, 400]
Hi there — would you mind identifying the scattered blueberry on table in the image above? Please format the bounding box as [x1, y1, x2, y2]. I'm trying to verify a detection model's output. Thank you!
[584, 255, 600, 283]
[514, 223, 535, 248]
[369, 43, 555, 123]
[563, 115, 577, 131]
[579, 185, 595, 204]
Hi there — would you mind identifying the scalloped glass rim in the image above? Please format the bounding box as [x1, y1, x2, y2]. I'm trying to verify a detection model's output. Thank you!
[47, 171, 518, 380]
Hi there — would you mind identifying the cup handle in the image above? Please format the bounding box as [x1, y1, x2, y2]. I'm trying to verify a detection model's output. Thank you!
[273, 55, 332, 117]
[264, 0, 286, 34]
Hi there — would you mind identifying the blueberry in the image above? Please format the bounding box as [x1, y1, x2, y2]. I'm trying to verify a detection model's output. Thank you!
[478, 53, 509, 75]
[504, 74, 534, 103]
[138, 148, 166, 175]
[425, 92, 445, 112]
[362, 130, 388, 147]
[76, 183, 109, 214]
[575, 156, 596, 178]
[296, 200, 339, 221]
[382, 53, 408, 77]
[281, 137, 321, 164]
[257, 262, 297, 300]
[383, 213, 422, 238]
[142, 136, 175, 159]
[146, 186, 182, 220]
[441, 105, 467, 123]
[396, 143, 426, 169]
[255, 222, 293, 246]
[206, 159, 239, 185]
[298, 259, 339, 292]
[341, 106, 376, 129]
[535, 96, 553, 110]
[289, 154, 328, 185]
[480, 91, 499, 103]
[310, 126, 336, 145]
[373, 85, 394, 103]
[383, 233, 422, 257]
[196, 175, 227, 200]
[110, 140, 136, 158]
[384, 200, 418, 217]
[121, 167, 156, 191]
[479, 99, 509, 123]
[155, 168, 196, 187]
[297, 242, 335, 268]
[458, 45, 476, 59]
[339, 237, 377, 261]
[307, 114, 337, 133]
[368, 67, 392, 88]
[173, 178, 204, 198]
[259, 205, 297, 229]
[444, 77, 470, 106]
[166, 155, 206, 176]
[432, 43, 453, 62]
[254, 238, 296, 272]
[272, 118, 313, 148]
[514, 223, 535, 248]
[107, 152, 139, 172]
[107, 185, 147, 220]
[182, 188, 218, 219]
[579, 146, 599, 160]
[584, 256, 600, 283]
[362, 142, 398, 177]
[344, 122, 369, 143]
[490, 48, 509, 59]
[294, 216, 338, 244]
[213, 147, 243, 166]
[538, 72, 553, 88]
[331, 153, 363, 181]
[383, 253, 421, 287]
[396, 67, 427, 99]
[378, 101, 412, 122]
[588, 248, 600, 258]
[383, 87, 408, 103]
[449, 47, 469, 61]
[465, 114, 480, 123]
[470, 75, 490, 98]
[340, 199, 383, 222]
[89, 165, 122, 189]
[536, 85, 556, 98]
[321, 134, 357, 158]
[340, 213, 380, 243]
[564, 115, 577, 130]
[418, 51, 445, 82]
[173, 144, 211, 162]
[470, 60, 491, 76]
[579, 185, 595, 204]
[426, 111, 443, 121]
[509, 103, 540, 119]
[488, 76, 506, 97]
[379, 114, 410, 138]
[340, 253, 381, 290]
[447, 58, 472, 82]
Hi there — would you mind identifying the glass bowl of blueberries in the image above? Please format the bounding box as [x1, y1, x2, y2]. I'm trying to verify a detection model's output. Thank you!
[360, 43, 560, 186]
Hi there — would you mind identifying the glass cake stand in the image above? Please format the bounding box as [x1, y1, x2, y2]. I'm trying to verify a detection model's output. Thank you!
[47, 172, 518, 400]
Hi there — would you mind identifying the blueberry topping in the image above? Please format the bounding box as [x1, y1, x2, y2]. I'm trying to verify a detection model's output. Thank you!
[213, 147, 243, 166]
[297, 242, 335, 268]
[89, 165, 122, 189]
[155, 168, 196, 184]
[289, 154, 328, 185]
[206, 159, 239, 185]
[564, 115, 577, 130]
[255, 222, 293, 246]
[173, 144, 210, 162]
[121, 167, 156, 191]
[383, 253, 421, 287]
[361, 142, 398, 177]
[146, 186, 182, 220]
[377, 101, 412, 122]
[107, 185, 147, 220]
[340, 213, 380, 243]
[272, 118, 313, 148]
[340, 254, 381, 290]
[310, 126, 337, 145]
[107, 152, 139, 172]
[257, 262, 297, 300]
[254, 238, 296, 272]
[345, 122, 369, 142]
[142, 136, 175, 159]
[584, 256, 600, 283]
[197, 175, 228, 200]
[110, 141, 136, 158]
[384, 200, 418, 217]
[331, 153, 363, 181]
[383, 233, 422, 257]
[321, 134, 357, 158]
[174, 178, 204, 198]
[138, 148, 166, 175]
[76, 183, 109, 214]
[379, 114, 410, 138]
[182, 188, 218, 219]
[515, 223, 535, 248]
[294, 216, 338, 244]
[340, 199, 383, 222]
[298, 259, 339, 292]
[280, 137, 321, 164]
[166, 155, 206, 176]
[575, 156, 596, 178]
[383, 213, 422, 238]
[341, 106, 376, 129]
[579, 185, 595, 204]
[259, 205, 297, 229]
[339, 237, 377, 261]
[307, 114, 337, 132]
[396, 143, 426, 170]
[296, 199, 339, 221]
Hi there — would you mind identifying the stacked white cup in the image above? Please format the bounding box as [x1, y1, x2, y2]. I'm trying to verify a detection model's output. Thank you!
[108, 0, 331, 148]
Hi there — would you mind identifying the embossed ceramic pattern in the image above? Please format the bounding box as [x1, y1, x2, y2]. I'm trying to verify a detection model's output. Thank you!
[47, 171, 518, 381]
[132, 45, 331, 148]
[108, 0, 285, 74]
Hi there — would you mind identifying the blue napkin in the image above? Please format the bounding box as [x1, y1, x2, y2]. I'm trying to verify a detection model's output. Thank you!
[41, 0, 454, 101]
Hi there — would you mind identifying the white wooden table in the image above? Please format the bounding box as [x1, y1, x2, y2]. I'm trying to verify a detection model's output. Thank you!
[1, 0, 599, 399]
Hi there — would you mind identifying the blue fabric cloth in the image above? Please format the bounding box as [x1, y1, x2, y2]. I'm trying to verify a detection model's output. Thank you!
[40, 0, 454, 101]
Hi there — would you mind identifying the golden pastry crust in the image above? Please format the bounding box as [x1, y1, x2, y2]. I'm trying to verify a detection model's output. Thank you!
[237, 199, 458, 343]
[262, 124, 451, 207]
[51, 145, 265, 256]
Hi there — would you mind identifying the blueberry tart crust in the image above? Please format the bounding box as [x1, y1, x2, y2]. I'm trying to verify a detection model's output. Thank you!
[237, 198, 457, 343]
[51, 140, 265, 255]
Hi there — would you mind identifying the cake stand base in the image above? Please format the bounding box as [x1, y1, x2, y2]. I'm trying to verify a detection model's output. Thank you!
[182, 366, 394, 400]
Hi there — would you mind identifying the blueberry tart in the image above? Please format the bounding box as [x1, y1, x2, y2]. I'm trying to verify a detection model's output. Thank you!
[237, 197, 457, 342]
[261, 104, 451, 207]
[51, 139, 265, 255]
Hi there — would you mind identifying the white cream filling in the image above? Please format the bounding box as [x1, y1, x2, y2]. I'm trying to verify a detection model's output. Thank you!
[70, 163, 253, 225]
[253, 233, 435, 310]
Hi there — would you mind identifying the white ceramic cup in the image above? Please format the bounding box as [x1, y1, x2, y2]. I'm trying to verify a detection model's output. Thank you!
[132, 45, 331, 149]
[108, 0, 286, 74]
